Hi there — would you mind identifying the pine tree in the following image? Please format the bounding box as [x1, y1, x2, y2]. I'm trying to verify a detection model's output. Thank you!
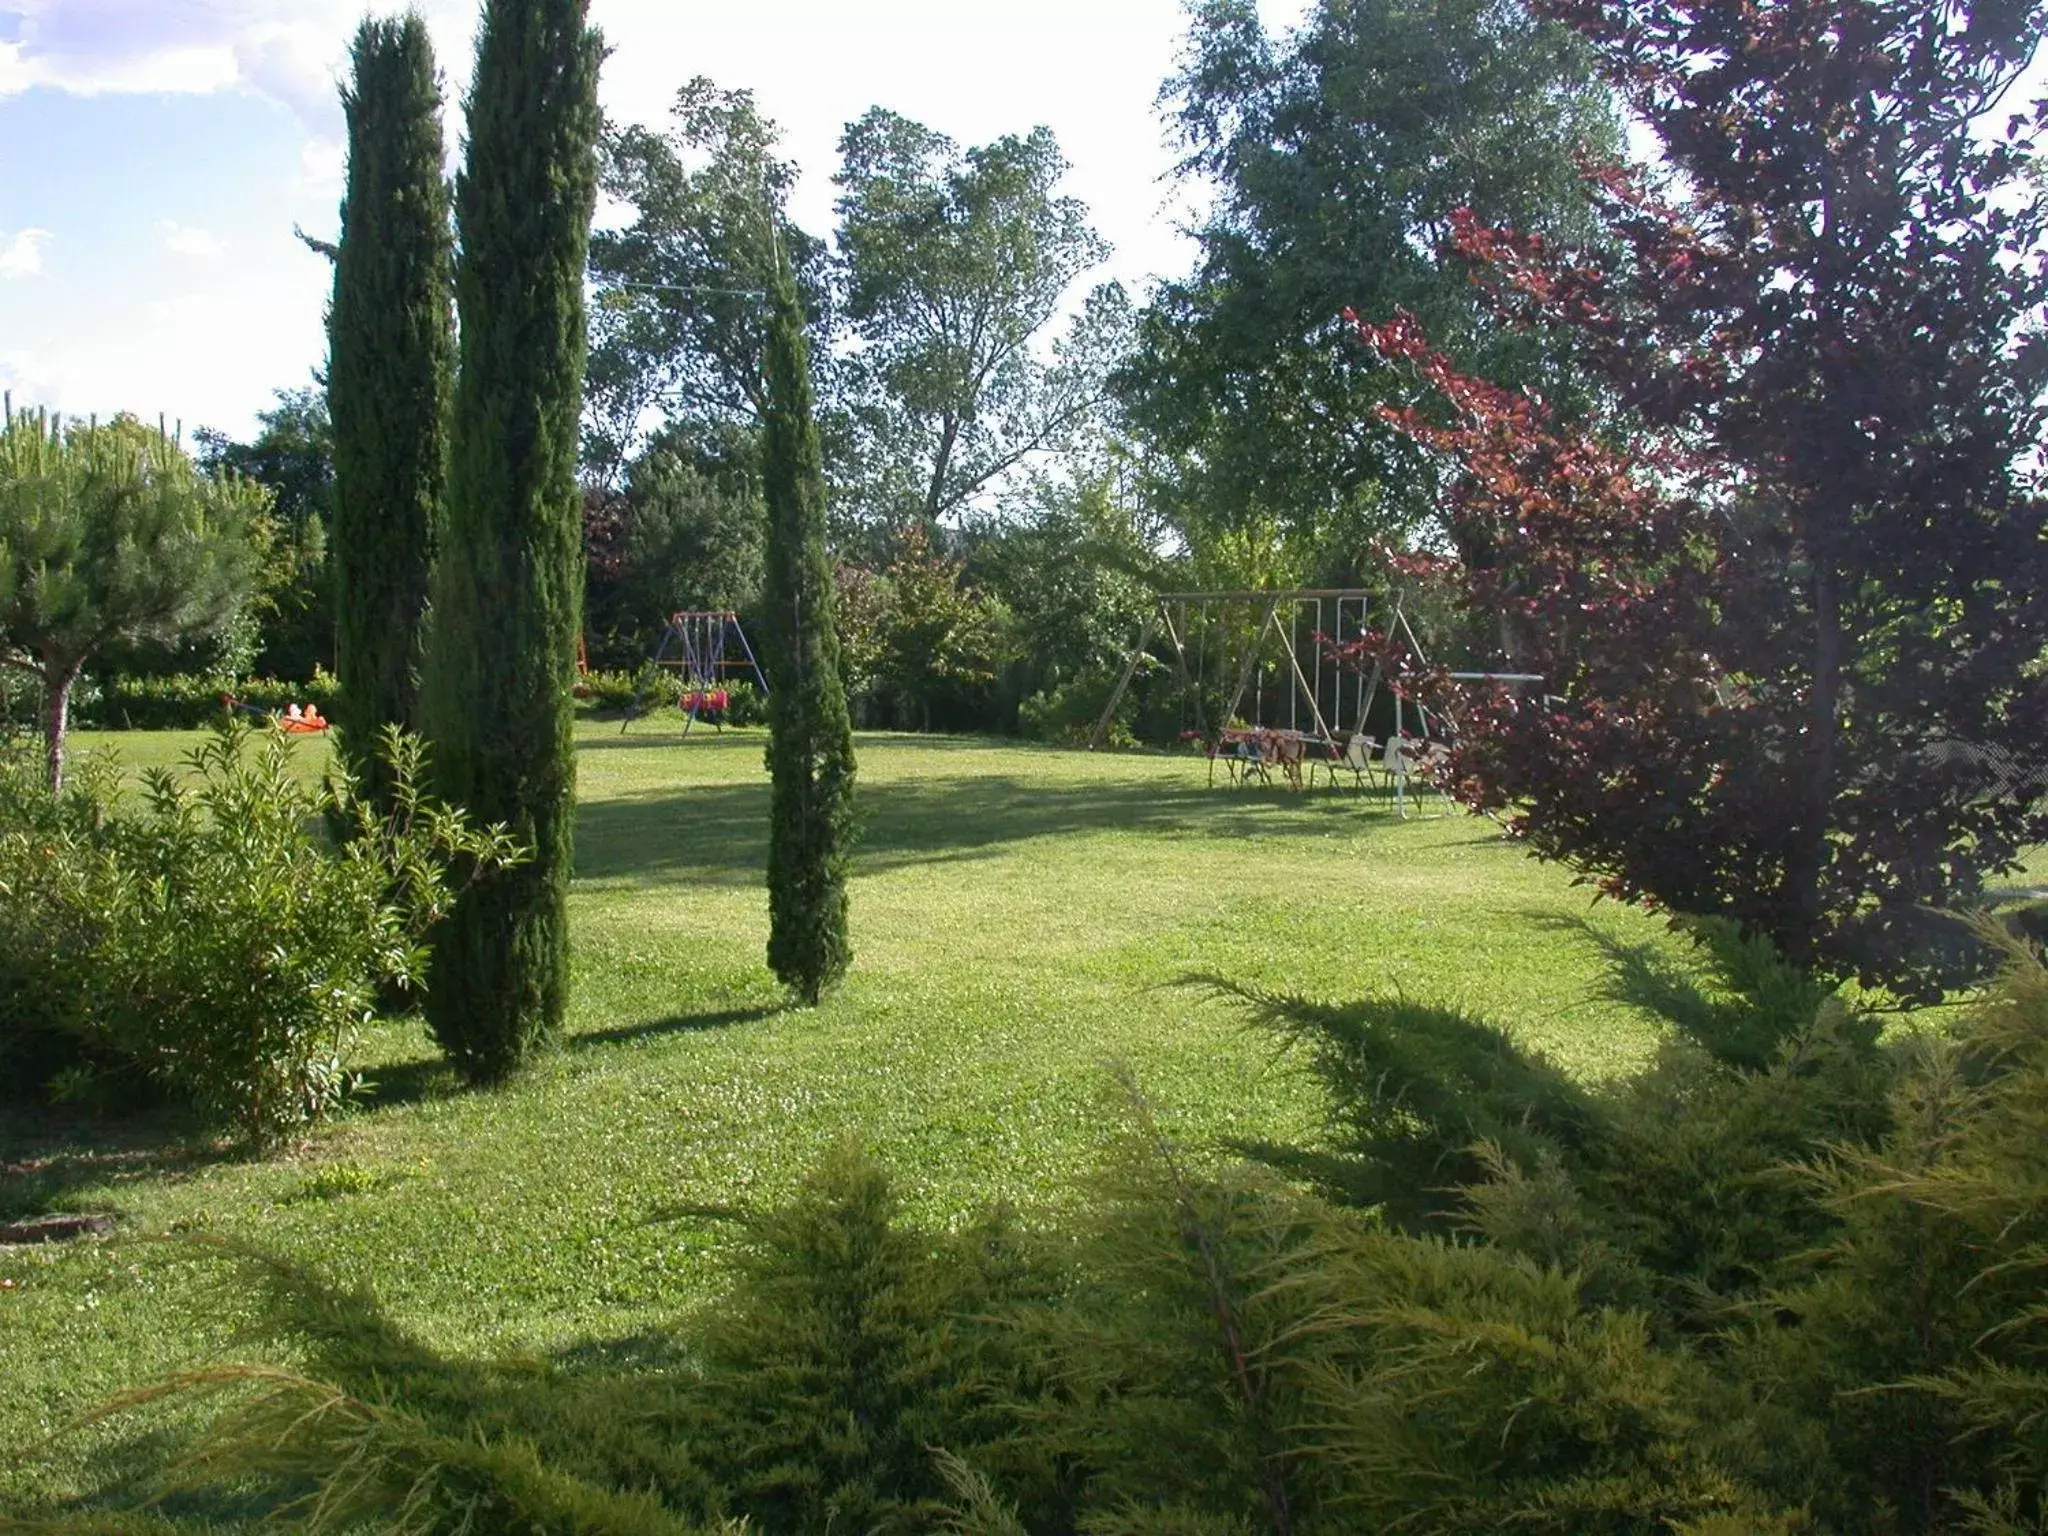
[418, 0, 600, 1079]
[761, 247, 856, 1004]
[328, 12, 451, 817]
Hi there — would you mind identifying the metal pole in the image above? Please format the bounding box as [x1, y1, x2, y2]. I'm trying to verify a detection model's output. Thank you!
[1272, 613, 1338, 746]
[1394, 686, 1406, 818]
[1219, 596, 1282, 731]
[1089, 606, 1161, 749]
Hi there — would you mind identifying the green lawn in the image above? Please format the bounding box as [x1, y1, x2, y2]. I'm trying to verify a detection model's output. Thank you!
[1, 723, 1683, 1512]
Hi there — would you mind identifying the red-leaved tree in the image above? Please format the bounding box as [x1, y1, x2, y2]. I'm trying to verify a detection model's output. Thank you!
[1356, 0, 2048, 998]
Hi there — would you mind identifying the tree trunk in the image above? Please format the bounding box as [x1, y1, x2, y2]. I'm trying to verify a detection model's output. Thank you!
[1787, 558, 1841, 962]
[43, 656, 79, 798]
[921, 414, 959, 526]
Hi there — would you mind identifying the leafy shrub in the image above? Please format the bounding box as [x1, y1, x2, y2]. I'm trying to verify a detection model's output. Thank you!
[0, 735, 128, 1103]
[0, 720, 520, 1144]
[1018, 663, 1137, 748]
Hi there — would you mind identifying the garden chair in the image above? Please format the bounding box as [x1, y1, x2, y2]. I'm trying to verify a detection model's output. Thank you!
[1325, 731, 1378, 792]
[1211, 731, 1265, 786]
[1415, 741, 1456, 814]
[1379, 734, 1409, 797]
[1265, 729, 1307, 791]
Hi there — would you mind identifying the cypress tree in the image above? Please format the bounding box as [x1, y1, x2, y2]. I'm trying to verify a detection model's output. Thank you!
[761, 246, 857, 1003]
[328, 12, 451, 816]
[418, 0, 600, 1079]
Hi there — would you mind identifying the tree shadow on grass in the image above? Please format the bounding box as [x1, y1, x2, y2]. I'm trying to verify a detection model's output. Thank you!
[0, 1109, 239, 1225]
[351, 1053, 468, 1114]
[577, 771, 1397, 886]
[1188, 972, 1601, 1233]
[567, 1002, 786, 1053]
[1525, 908, 1847, 1071]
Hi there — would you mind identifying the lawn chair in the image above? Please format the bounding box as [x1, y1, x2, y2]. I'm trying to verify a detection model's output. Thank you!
[1380, 734, 1409, 797]
[1265, 730, 1308, 791]
[1325, 731, 1379, 792]
[1416, 741, 1457, 814]
[1209, 731, 1266, 786]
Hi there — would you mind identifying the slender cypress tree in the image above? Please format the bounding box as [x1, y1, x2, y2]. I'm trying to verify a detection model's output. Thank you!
[418, 0, 600, 1079]
[328, 12, 451, 816]
[761, 246, 857, 1003]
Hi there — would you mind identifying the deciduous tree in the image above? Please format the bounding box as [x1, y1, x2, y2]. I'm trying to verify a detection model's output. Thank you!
[834, 110, 1129, 528]
[1356, 0, 2048, 997]
[1121, 0, 1616, 552]
[584, 79, 828, 484]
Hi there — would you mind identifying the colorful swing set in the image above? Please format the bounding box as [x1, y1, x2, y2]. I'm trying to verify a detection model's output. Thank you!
[623, 610, 770, 736]
[220, 693, 329, 734]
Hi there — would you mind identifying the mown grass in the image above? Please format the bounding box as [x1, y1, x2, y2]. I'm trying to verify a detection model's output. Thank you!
[0, 723, 1684, 1514]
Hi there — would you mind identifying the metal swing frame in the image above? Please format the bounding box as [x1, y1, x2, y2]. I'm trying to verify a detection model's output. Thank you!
[1088, 588, 1373, 757]
[1089, 586, 1542, 814]
[623, 610, 771, 736]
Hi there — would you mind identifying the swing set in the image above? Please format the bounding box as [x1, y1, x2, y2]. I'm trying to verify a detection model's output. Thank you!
[623, 610, 771, 735]
[1089, 586, 1540, 814]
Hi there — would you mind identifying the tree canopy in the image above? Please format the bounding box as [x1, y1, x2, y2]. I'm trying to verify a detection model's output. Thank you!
[832, 110, 1130, 530]
[1361, 0, 2048, 997]
[1120, 0, 1617, 554]
[585, 78, 829, 485]
[0, 408, 269, 792]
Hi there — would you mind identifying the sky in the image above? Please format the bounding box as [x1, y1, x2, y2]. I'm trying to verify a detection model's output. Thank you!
[0, 0, 1313, 440]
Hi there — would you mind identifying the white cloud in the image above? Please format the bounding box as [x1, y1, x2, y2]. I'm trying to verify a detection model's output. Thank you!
[233, 27, 343, 136]
[0, 227, 50, 278]
[158, 220, 225, 259]
[0, 348, 58, 411]
[297, 136, 345, 194]
[0, 2, 469, 129]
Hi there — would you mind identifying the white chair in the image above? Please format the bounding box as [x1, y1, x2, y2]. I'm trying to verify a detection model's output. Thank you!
[1333, 731, 1378, 792]
[1380, 734, 1409, 793]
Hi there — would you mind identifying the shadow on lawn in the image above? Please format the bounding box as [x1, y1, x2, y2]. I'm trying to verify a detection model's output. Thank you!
[1191, 972, 1603, 1232]
[577, 769, 1392, 886]
[568, 1002, 785, 1052]
[0, 1109, 240, 1224]
[354, 1052, 469, 1113]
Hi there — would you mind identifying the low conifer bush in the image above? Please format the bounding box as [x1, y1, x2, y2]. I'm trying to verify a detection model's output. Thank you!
[49, 926, 2048, 1532]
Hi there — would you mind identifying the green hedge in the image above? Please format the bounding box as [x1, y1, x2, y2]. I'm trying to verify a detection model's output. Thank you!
[577, 668, 765, 725]
[87, 670, 341, 731]
[74, 667, 764, 731]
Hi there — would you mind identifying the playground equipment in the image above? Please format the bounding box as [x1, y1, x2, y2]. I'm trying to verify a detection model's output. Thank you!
[1091, 589, 1376, 752]
[221, 694, 329, 734]
[1090, 586, 1540, 815]
[624, 610, 770, 736]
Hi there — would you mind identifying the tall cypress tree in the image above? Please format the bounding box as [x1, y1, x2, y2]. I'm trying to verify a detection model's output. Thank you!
[328, 11, 451, 815]
[419, 0, 600, 1079]
[761, 246, 857, 1003]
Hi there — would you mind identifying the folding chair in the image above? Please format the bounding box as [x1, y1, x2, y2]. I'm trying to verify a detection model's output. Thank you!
[1327, 731, 1379, 792]
[1415, 742, 1456, 814]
